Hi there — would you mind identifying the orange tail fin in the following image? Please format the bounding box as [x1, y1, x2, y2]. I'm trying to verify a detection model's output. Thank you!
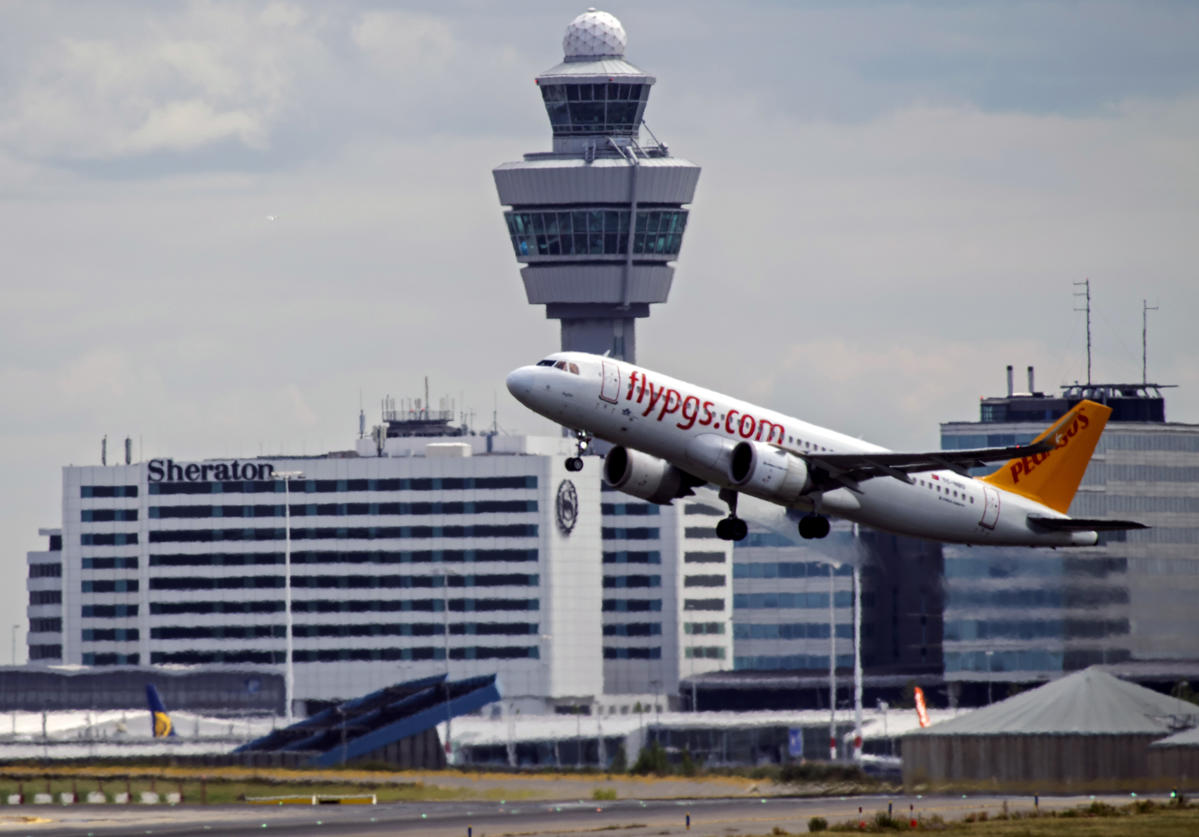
[979, 399, 1110, 513]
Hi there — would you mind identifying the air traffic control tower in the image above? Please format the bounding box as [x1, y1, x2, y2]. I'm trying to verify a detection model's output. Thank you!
[493, 9, 701, 363]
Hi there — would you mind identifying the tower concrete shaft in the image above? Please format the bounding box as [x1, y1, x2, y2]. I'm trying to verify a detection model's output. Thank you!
[493, 9, 700, 363]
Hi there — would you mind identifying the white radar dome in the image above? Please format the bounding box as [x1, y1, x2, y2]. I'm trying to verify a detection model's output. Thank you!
[563, 8, 627, 59]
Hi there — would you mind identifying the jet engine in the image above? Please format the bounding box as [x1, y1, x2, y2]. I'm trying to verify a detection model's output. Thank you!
[603, 446, 692, 505]
[728, 441, 811, 505]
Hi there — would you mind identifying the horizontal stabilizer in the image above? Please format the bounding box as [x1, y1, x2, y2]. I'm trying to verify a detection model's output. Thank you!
[1027, 514, 1148, 532]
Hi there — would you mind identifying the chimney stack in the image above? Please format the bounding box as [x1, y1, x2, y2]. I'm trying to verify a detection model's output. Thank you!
[1006, 365, 1014, 398]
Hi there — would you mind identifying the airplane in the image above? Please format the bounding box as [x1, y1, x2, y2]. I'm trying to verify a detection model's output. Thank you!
[505, 352, 1146, 546]
[146, 684, 176, 738]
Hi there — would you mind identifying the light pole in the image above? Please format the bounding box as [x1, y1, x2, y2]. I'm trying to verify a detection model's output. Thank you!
[575, 703, 583, 768]
[10, 624, 17, 735]
[274, 470, 303, 725]
[852, 564, 863, 762]
[828, 562, 837, 761]
[985, 650, 994, 705]
[441, 564, 463, 763]
[878, 700, 890, 755]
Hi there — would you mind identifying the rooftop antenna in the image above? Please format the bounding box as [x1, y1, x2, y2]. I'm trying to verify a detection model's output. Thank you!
[1073, 278, 1092, 385]
[1142, 298, 1158, 385]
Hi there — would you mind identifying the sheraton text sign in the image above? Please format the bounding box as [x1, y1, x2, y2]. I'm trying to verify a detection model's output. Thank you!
[147, 459, 276, 483]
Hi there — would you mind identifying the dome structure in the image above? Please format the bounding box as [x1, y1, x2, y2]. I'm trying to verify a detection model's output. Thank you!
[562, 8, 627, 60]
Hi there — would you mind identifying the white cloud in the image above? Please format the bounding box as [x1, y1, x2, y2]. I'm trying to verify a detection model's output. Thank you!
[123, 100, 266, 153]
[261, 2, 307, 29]
[350, 10, 458, 74]
[0, 4, 327, 161]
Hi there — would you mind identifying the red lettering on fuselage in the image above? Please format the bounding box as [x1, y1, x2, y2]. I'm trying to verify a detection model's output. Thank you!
[622, 369, 790, 446]
[643, 381, 666, 416]
[678, 395, 701, 430]
[658, 389, 682, 422]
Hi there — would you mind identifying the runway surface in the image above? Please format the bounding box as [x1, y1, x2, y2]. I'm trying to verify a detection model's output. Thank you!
[0, 792, 1144, 836]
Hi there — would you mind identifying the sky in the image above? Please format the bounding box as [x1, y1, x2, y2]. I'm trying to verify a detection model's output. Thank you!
[3, 1, 1197, 662]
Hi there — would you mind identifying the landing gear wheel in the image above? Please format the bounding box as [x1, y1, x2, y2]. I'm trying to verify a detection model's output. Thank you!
[798, 514, 831, 539]
[715, 517, 747, 541]
[731, 517, 748, 540]
[567, 428, 593, 470]
[715, 488, 748, 541]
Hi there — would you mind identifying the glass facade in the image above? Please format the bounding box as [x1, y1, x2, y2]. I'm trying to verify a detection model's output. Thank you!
[540, 82, 648, 135]
[505, 209, 688, 260]
[941, 410, 1199, 687]
[731, 523, 855, 673]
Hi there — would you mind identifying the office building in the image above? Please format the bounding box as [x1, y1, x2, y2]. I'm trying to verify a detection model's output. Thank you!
[27, 413, 737, 713]
[939, 368, 1199, 701]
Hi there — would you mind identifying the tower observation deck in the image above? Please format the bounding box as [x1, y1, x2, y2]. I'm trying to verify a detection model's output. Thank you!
[493, 9, 701, 363]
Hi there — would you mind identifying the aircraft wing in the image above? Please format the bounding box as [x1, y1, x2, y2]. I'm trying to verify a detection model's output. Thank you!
[795, 436, 1058, 491]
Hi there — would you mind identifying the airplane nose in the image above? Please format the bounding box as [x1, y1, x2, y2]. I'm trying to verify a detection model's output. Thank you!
[506, 367, 535, 404]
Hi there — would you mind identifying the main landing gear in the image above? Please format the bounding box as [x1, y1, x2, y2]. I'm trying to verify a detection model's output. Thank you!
[715, 488, 749, 542]
[564, 429, 592, 472]
[798, 513, 831, 539]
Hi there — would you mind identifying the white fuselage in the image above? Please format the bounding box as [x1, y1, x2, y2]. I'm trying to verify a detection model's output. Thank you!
[506, 353, 1096, 547]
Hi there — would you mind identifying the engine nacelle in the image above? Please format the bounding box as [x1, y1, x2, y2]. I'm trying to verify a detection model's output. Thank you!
[603, 446, 689, 505]
[728, 441, 811, 505]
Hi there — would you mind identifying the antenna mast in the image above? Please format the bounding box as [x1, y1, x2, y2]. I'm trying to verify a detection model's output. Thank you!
[1142, 298, 1158, 384]
[1073, 279, 1092, 385]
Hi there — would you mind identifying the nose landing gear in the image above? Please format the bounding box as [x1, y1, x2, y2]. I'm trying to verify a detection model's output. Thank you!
[565, 429, 592, 472]
[715, 488, 749, 541]
[798, 514, 830, 539]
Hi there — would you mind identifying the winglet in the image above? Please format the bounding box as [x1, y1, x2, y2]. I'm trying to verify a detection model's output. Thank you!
[979, 399, 1110, 513]
[146, 684, 176, 738]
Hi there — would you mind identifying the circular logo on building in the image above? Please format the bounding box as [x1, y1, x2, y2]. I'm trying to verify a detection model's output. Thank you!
[556, 479, 579, 534]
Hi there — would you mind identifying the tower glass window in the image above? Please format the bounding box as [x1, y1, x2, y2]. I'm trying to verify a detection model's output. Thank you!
[505, 209, 687, 260]
[540, 83, 648, 135]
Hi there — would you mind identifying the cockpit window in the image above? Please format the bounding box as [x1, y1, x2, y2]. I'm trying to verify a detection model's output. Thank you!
[537, 358, 581, 374]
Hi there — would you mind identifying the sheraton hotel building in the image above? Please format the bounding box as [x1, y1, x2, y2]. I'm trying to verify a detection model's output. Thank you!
[26, 422, 763, 714]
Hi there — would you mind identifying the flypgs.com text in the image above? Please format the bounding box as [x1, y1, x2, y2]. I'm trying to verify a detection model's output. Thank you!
[625, 371, 784, 444]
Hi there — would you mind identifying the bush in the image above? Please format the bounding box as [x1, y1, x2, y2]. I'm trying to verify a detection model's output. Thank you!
[679, 748, 697, 777]
[873, 811, 903, 830]
[808, 815, 828, 832]
[778, 762, 867, 784]
[591, 787, 617, 801]
[630, 742, 670, 777]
